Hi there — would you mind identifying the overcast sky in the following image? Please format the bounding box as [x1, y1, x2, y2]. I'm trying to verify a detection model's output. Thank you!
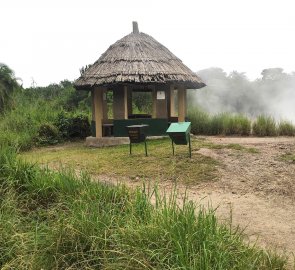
[1, 0, 295, 87]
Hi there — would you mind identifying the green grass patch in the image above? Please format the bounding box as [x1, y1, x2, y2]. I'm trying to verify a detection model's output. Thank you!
[21, 138, 219, 185]
[21, 138, 260, 186]
[0, 146, 289, 269]
[280, 152, 295, 163]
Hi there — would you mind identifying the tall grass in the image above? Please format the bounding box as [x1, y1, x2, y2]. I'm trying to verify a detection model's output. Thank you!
[252, 115, 278, 137]
[278, 120, 295, 136]
[0, 99, 62, 150]
[0, 90, 91, 150]
[189, 108, 295, 137]
[188, 108, 251, 136]
[0, 146, 288, 269]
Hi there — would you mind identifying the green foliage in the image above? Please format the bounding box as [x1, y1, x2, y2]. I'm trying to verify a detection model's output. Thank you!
[24, 80, 90, 112]
[252, 115, 278, 136]
[0, 147, 288, 269]
[278, 121, 295, 136]
[35, 123, 60, 145]
[0, 63, 20, 113]
[0, 93, 63, 150]
[0, 79, 91, 150]
[132, 91, 152, 114]
[55, 111, 91, 139]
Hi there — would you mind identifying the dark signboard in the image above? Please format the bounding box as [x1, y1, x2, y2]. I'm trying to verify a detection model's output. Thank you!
[126, 125, 149, 156]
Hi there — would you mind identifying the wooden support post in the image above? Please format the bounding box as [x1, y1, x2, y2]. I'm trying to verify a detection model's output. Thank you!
[170, 85, 176, 117]
[152, 87, 157, 118]
[102, 89, 108, 120]
[127, 88, 132, 116]
[94, 88, 103, 138]
[91, 89, 95, 122]
[113, 86, 128, 119]
[124, 85, 128, 119]
[155, 88, 168, 118]
[178, 87, 186, 122]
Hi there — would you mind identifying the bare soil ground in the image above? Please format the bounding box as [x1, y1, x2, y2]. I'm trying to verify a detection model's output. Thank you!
[193, 137, 295, 258]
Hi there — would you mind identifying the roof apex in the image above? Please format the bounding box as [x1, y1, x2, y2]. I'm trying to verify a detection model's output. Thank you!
[132, 21, 139, 34]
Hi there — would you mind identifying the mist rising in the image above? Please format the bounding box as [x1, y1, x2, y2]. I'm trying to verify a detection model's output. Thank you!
[190, 68, 295, 123]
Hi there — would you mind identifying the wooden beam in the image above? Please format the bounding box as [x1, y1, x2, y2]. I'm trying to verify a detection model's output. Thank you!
[94, 87, 103, 137]
[178, 87, 186, 122]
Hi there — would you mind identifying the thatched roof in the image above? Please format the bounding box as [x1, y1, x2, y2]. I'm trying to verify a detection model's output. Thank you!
[75, 22, 205, 90]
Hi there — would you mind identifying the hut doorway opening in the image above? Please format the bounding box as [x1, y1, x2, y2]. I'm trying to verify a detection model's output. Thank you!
[130, 89, 152, 119]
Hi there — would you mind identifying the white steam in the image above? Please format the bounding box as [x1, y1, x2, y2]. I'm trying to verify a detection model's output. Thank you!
[191, 68, 295, 123]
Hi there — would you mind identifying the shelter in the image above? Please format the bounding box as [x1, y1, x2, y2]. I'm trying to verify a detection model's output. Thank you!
[74, 22, 205, 138]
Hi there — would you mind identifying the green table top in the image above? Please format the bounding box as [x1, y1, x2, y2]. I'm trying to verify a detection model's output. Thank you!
[166, 122, 191, 133]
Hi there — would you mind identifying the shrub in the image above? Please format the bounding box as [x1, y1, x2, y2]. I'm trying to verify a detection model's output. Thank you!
[278, 121, 295, 136]
[55, 111, 91, 139]
[35, 123, 60, 145]
[252, 115, 278, 136]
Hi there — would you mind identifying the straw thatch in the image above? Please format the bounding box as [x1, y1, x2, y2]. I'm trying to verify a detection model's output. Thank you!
[75, 22, 205, 90]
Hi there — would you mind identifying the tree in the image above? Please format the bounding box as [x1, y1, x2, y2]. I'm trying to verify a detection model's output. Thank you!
[261, 68, 286, 81]
[0, 63, 19, 112]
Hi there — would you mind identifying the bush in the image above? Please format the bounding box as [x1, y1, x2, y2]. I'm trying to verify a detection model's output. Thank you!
[252, 115, 278, 136]
[278, 121, 295, 136]
[35, 123, 60, 145]
[55, 111, 91, 139]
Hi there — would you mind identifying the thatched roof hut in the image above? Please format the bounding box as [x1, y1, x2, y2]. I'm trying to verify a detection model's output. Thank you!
[75, 22, 205, 90]
[75, 22, 205, 139]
